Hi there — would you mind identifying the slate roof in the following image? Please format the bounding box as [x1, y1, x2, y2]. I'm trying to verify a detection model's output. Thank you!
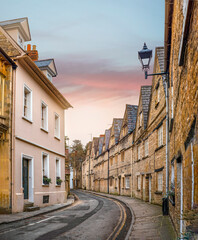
[141, 86, 152, 129]
[126, 104, 138, 133]
[93, 137, 99, 156]
[113, 118, 123, 144]
[156, 47, 166, 92]
[98, 135, 105, 155]
[104, 129, 111, 150]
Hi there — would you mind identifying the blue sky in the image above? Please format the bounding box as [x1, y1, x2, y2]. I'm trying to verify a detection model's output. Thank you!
[1, 0, 165, 145]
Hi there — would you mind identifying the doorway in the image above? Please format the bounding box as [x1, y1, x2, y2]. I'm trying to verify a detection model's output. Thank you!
[22, 155, 34, 202]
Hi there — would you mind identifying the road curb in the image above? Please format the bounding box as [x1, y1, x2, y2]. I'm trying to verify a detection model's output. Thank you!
[0, 197, 76, 226]
[82, 190, 134, 240]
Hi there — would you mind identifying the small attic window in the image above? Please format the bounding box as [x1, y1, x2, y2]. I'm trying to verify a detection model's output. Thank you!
[18, 34, 24, 48]
[47, 72, 52, 82]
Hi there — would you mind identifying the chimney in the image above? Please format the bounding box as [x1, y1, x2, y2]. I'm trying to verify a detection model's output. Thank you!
[26, 44, 38, 61]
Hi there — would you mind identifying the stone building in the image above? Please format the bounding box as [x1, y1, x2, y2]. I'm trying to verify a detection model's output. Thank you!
[90, 137, 99, 191]
[82, 141, 92, 190]
[0, 18, 72, 212]
[116, 105, 137, 196]
[109, 118, 123, 194]
[0, 48, 17, 213]
[164, 0, 198, 237]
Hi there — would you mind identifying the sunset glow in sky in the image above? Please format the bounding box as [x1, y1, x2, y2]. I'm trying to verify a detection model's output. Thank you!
[1, 0, 164, 146]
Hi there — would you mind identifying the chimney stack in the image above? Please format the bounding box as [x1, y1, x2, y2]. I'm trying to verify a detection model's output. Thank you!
[26, 44, 38, 61]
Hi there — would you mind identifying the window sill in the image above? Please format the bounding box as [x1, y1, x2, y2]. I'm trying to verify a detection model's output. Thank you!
[41, 128, 48, 133]
[55, 185, 61, 187]
[42, 184, 49, 187]
[22, 116, 33, 124]
[125, 188, 130, 190]
[54, 136, 60, 141]
[154, 191, 162, 195]
[155, 144, 165, 152]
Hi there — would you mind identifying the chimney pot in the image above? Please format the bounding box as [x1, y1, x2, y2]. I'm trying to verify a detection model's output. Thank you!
[27, 44, 31, 51]
[32, 45, 36, 50]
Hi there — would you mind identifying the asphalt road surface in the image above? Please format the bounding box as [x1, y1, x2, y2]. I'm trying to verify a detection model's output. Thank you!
[0, 190, 128, 240]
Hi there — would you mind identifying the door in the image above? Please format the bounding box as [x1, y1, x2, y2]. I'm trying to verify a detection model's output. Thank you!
[149, 175, 151, 203]
[23, 159, 29, 199]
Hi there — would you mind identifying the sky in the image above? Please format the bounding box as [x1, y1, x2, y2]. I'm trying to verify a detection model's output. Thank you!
[1, 0, 165, 147]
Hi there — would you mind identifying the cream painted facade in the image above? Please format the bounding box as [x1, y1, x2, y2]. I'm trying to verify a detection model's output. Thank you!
[0, 18, 71, 213]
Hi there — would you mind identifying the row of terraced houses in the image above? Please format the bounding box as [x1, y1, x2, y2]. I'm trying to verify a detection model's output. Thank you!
[0, 18, 72, 213]
[82, 0, 198, 238]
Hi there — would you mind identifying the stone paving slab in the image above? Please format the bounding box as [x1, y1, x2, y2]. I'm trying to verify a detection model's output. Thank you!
[0, 197, 74, 225]
[84, 191, 177, 240]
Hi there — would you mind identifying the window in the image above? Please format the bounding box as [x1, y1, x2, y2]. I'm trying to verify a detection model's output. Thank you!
[171, 163, 175, 190]
[145, 139, 149, 157]
[158, 125, 163, 147]
[47, 72, 52, 82]
[0, 75, 5, 115]
[156, 86, 160, 103]
[157, 171, 163, 192]
[139, 112, 143, 127]
[110, 178, 113, 187]
[122, 177, 124, 188]
[41, 101, 48, 131]
[110, 157, 113, 166]
[55, 113, 60, 138]
[137, 176, 141, 190]
[121, 151, 124, 162]
[138, 145, 141, 160]
[125, 177, 130, 189]
[115, 178, 117, 188]
[115, 155, 118, 165]
[23, 85, 32, 121]
[18, 34, 23, 48]
[56, 158, 61, 185]
[42, 153, 49, 184]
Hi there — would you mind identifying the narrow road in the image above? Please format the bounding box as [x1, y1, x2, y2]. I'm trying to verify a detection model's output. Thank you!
[0, 190, 132, 240]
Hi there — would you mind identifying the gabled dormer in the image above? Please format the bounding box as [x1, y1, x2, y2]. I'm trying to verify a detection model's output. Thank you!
[147, 47, 166, 125]
[135, 86, 152, 141]
[102, 129, 111, 152]
[109, 118, 123, 148]
[98, 135, 105, 155]
[35, 59, 57, 82]
[119, 104, 138, 140]
[91, 137, 99, 158]
[0, 18, 31, 49]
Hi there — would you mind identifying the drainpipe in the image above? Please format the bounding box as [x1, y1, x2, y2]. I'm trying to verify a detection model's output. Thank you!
[165, 77, 169, 198]
[89, 156, 90, 190]
[107, 149, 109, 194]
[11, 67, 17, 211]
[131, 145, 133, 198]
[191, 142, 194, 209]
[180, 162, 183, 240]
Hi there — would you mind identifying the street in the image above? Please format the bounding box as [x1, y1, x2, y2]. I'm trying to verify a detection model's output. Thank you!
[0, 190, 131, 240]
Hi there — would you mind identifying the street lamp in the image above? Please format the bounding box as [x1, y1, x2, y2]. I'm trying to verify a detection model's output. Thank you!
[138, 43, 169, 215]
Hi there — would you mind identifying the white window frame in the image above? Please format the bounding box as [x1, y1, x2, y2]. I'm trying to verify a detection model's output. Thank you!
[139, 112, 143, 127]
[138, 145, 141, 160]
[23, 84, 32, 121]
[47, 71, 52, 82]
[42, 152, 49, 184]
[41, 101, 48, 131]
[137, 175, 141, 190]
[145, 139, 149, 157]
[157, 171, 163, 192]
[55, 158, 61, 184]
[158, 125, 163, 147]
[125, 177, 130, 189]
[54, 113, 60, 139]
[171, 163, 175, 188]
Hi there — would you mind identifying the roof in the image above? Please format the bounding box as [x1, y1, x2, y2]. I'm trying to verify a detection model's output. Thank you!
[104, 129, 111, 150]
[155, 47, 166, 92]
[113, 118, 123, 144]
[35, 59, 57, 77]
[126, 104, 138, 133]
[98, 135, 105, 155]
[141, 86, 152, 129]
[0, 17, 31, 41]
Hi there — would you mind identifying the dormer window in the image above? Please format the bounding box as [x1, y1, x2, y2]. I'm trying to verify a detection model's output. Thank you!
[18, 34, 24, 48]
[47, 72, 52, 82]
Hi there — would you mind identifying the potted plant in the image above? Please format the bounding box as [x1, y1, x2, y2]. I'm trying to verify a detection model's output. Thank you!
[43, 176, 52, 185]
[56, 176, 63, 185]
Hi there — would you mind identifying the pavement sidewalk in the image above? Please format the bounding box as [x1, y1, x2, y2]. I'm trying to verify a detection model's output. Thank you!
[0, 196, 75, 225]
[85, 191, 177, 240]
